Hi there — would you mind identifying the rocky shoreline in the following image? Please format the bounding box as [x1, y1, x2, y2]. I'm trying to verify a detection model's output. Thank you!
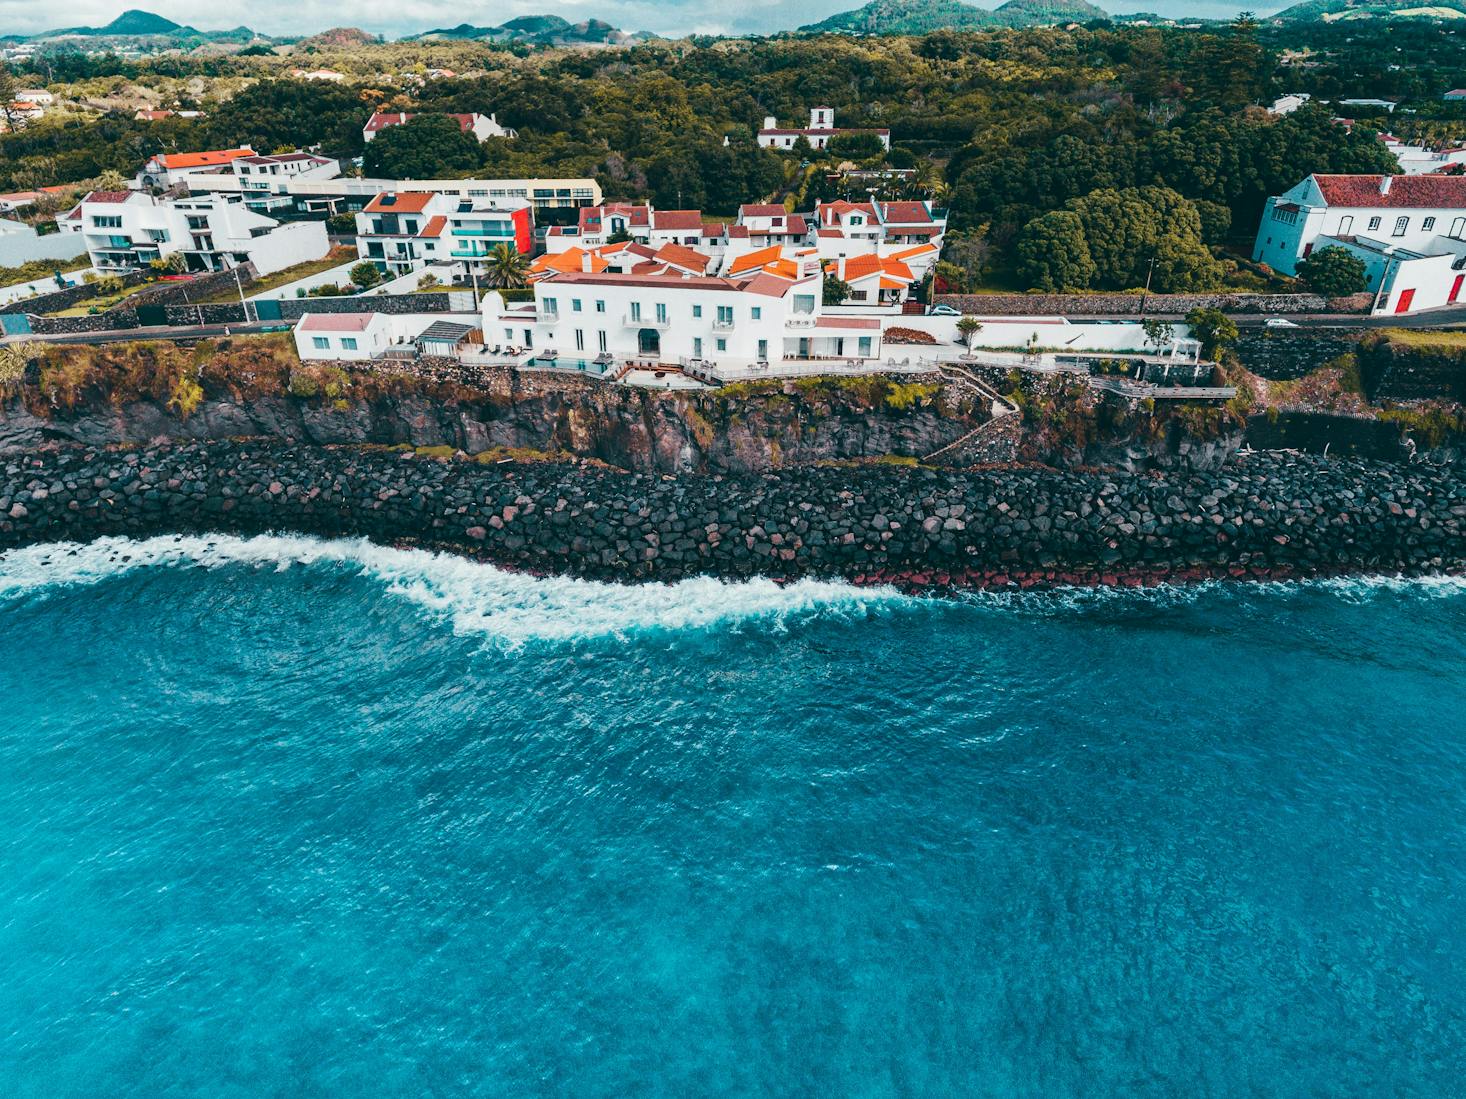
[0, 440, 1463, 592]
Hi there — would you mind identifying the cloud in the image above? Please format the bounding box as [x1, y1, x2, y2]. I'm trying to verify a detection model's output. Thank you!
[0, 0, 1264, 39]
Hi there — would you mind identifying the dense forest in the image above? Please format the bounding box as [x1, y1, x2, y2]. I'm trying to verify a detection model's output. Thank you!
[4, 17, 1459, 292]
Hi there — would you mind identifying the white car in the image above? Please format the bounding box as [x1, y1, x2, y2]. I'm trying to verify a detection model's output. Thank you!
[1264, 318, 1300, 329]
[928, 304, 961, 317]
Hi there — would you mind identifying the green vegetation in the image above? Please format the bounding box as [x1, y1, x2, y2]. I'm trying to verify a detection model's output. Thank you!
[1185, 307, 1240, 360]
[348, 261, 383, 289]
[1295, 246, 1368, 297]
[0, 257, 90, 291]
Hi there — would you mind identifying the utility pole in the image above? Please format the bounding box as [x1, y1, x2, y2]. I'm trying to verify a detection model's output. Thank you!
[233, 263, 252, 324]
[1139, 255, 1156, 316]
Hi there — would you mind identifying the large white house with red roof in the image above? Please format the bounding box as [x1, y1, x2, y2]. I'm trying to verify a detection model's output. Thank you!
[354, 190, 533, 279]
[135, 147, 257, 190]
[362, 112, 516, 144]
[1254, 173, 1466, 313]
[757, 107, 890, 152]
[490, 246, 883, 368]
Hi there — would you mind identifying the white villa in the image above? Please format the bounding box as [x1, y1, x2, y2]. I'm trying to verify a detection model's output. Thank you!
[213, 152, 340, 212]
[59, 190, 330, 276]
[490, 251, 883, 368]
[134, 147, 258, 190]
[1253, 173, 1466, 314]
[756, 107, 891, 152]
[362, 112, 516, 143]
[354, 191, 534, 280]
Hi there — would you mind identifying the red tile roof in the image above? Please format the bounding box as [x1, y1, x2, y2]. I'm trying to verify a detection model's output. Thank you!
[364, 112, 481, 134]
[879, 201, 936, 225]
[1312, 173, 1466, 208]
[652, 242, 712, 272]
[364, 191, 436, 214]
[651, 209, 703, 231]
[579, 203, 652, 231]
[739, 204, 788, 218]
[83, 190, 135, 204]
[152, 148, 254, 170]
[299, 313, 375, 332]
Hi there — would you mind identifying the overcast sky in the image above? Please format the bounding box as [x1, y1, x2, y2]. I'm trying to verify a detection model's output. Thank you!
[0, 1, 1272, 40]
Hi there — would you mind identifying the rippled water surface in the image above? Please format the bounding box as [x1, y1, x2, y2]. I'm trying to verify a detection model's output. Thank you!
[2, 535, 1465, 1097]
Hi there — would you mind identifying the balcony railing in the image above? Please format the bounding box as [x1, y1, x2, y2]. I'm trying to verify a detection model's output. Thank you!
[712, 318, 735, 331]
[624, 313, 670, 330]
[786, 314, 818, 328]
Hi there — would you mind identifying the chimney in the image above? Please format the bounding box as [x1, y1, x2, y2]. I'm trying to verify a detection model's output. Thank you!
[1381, 175, 1393, 195]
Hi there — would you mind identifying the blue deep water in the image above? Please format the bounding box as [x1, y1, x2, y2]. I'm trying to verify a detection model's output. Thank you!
[2, 534, 1465, 1097]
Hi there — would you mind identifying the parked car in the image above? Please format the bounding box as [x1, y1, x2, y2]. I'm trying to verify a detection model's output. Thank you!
[1264, 317, 1300, 329]
[928, 303, 961, 316]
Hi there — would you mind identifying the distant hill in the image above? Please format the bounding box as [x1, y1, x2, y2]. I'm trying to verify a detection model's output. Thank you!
[800, 0, 997, 34]
[1272, 0, 1466, 20]
[296, 27, 380, 48]
[993, 0, 1109, 25]
[410, 14, 632, 45]
[800, 0, 1113, 34]
[28, 8, 263, 43]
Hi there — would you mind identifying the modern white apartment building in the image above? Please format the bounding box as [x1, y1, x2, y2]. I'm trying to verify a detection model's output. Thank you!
[184, 174, 600, 216]
[222, 153, 341, 212]
[354, 191, 533, 279]
[60, 190, 330, 276]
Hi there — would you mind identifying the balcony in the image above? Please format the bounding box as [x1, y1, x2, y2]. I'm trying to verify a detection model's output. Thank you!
[786, 314, 818, 328]
[712, 317, 735, 331]
[624, 313, 670, 330]
[536, 307, 559, 322]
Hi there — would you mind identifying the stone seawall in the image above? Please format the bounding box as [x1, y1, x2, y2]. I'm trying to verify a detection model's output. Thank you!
[2, 442, 1461, 590]
[934, 292, 1371, 316]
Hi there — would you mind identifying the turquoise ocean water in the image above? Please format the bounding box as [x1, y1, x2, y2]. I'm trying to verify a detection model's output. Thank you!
[1, 534, 1464, 1096]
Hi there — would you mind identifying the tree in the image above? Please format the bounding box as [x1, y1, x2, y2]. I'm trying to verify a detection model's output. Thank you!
[1142, 319, 1174, 355]
[826, 132, 886, 161]
[956, 316, 983, 351]
[349, 261, 383, 289]
[1185, 307, 1239, 361]
[1295, 246, 1368, 297]
[361, 115, 484, 178]
[1015, 210, 1096, 292]
[482, 243, 528, 289]
[0, 66, 18, 133]
[823, 273, 851, 305]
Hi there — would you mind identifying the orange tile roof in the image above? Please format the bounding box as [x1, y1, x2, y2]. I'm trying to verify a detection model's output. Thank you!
[727, 245, 785, 276]
[155, 148, 254, 170]
[653, 242, 712, 272]
[364, 191, 436, 214]
[420, 215, 447, 238]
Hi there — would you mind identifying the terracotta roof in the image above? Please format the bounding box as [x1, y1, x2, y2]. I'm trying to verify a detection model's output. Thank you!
[299, 313, 375, 332]
[364, 112, 482, 134]
[1312, 173, 1466, 209]
[727, 245, 785, 276]
[739, 204, 788, 218]
[153, 148, 254, 170]
[579, 203, 652, 231]
[420, 215, 447, 238]
[364, 192, 436, 214]
[741, 271, 801, 298]
[879, 201, 936, 225]
[889, 243, 939, 260]
[83, 190, 135, 204]
[537, 270, 800, 298]
[529, 247, 611, 277]
[651, 210, 703, 231]
[653, 242, 712, 272]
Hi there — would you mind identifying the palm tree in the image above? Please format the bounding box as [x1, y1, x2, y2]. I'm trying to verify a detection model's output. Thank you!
[956, 315, 983, 352]
[482, 243, 529, 290]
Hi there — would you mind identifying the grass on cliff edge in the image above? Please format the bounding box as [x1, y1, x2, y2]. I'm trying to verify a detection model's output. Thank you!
[712, 375, 941, 410]
[1372, 328, 1466, 350]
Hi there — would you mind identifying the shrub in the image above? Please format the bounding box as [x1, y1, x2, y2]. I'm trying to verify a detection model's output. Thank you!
[885, 326, 937, 345]
[168, 374, 205, 419]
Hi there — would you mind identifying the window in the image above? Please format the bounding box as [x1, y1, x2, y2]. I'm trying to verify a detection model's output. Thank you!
[655, 303, 667, 323]
[751, 307, 762, 320]
[692, 304, 702, 318]
[574, 329, 585, 351]
[757, 339, 768, 360]
[572, 298, 582, 312]
[693, 337, 703, 357]
[1453, 218, 1466, 240]
[715, 338, 727, 351]
[1424, 217, 1437, 231]
[793, 294, 815, 314]
[147, 229, 169, 242]
[858, 336, 872, 357]
[630, 302, 642, 322]
[1337, 216, 1353, 235]
[595, 299, 606, 313]
[524, 329, 533, 348]
[1392, 216, 1409, 237]
[597, 330, 608, 352]
[341, 338, 358, 351]
[716, 305, 733, 326]
[91, 215, 122, 229]
[1272, 207, 1298, 226]
[1368, 217, 1382, 231]
[311, 336, 329, 349]
[504, 328, 514, 341]
[543, 296, 558, 314]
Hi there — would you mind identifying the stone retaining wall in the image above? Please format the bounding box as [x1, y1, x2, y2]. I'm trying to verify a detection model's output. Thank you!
[1233, 329, 1367, 380]
[935, 292, 1370, 316]
[1, 441, 1460, 590]
[0, 271, 146, 317]
[23, 266, 261, 335]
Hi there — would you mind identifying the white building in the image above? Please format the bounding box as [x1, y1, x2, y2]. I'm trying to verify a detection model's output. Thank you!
[1253, 173, 1466, 314]
[354, 191, 533, 280]
[362, 111, 516, 143]
[15, 89, 54, 105]
[490, 256, 882, 367]
[135, 147, 257, 190]
[0, 217, 89, 267]
[184, 173, 599, 216]
[225, 152, 341, 211]
[1268, 93, 1310, 115]
[293, 69, 346, 82]
[1380, 135, 1466, 176]
[61, 190, 330, 276]
[757, 107, 891, 152]
[294, 311, 479, 361]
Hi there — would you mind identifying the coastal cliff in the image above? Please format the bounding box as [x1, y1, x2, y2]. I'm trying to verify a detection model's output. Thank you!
[3, 441, 1461, 590]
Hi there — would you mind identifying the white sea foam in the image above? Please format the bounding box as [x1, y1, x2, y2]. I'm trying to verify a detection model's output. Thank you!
[0, 534, 913, 645]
